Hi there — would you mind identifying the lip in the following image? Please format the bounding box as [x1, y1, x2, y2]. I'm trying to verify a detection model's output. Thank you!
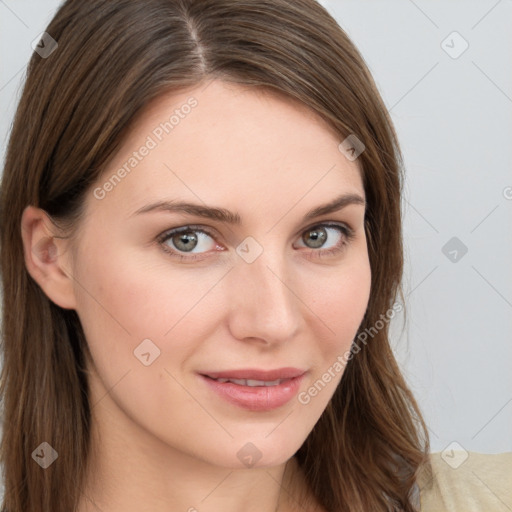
[199, 367, 306, 411]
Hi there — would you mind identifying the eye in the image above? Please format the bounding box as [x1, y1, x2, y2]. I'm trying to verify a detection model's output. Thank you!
[158, 226, 219, 256]
[294, 223, 354, 256]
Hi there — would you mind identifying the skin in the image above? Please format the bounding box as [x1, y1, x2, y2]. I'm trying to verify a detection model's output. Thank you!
[21, 80, 371, 512]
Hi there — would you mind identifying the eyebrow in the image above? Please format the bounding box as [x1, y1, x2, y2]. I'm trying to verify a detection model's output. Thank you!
[132, 193, 365, 224]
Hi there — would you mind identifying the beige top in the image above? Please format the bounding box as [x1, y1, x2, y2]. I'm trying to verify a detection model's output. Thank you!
[418, 451, 512, 511]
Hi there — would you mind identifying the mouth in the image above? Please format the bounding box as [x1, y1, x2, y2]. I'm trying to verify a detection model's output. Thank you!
[199, 368, 306, 411]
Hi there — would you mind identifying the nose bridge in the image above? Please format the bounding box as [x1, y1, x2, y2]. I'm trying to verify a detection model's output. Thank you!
[226, 246, 300, 343]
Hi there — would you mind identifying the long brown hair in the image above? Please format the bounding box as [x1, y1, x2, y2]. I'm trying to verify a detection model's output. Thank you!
[0, 0, 431, 510]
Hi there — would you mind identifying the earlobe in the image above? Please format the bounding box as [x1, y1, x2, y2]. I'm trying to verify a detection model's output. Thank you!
[20, 205, 77, 310]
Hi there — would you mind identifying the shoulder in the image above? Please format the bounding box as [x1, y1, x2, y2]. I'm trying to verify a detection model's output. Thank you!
[417, 451, 512, 511]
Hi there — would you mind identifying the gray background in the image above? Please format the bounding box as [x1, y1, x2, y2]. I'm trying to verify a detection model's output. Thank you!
[1, 0, 511, 457]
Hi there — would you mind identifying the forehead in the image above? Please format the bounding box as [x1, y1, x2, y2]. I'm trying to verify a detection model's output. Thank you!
[90, 80, 364, 219]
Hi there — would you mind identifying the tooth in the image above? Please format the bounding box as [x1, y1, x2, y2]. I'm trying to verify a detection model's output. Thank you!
[229, 378, 247, 385]
[217, 378, 283, 387]
[245, 379, 266, 387]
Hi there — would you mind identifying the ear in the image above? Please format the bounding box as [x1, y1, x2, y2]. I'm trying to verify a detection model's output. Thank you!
[20, 205, 77, 310]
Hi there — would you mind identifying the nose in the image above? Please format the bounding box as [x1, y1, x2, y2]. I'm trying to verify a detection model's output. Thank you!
[225, 249, 301, 346]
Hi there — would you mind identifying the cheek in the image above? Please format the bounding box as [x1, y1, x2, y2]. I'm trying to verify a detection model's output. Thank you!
[295, 257, 371, 407]
[308, 259, 371, 349]
[339, 269, 370, 334]
[72, 239, 223, 338]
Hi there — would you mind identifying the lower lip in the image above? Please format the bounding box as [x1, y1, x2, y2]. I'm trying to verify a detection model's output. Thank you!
[200, 374, 305, 411]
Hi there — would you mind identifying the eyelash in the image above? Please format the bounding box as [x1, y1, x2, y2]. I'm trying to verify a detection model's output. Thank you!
[156, 222, 356, 262]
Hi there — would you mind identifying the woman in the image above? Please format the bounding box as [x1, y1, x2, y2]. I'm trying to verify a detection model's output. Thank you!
[0, 0, 432, 510]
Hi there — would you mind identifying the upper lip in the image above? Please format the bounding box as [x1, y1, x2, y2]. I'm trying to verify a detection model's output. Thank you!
[201, 367, 306, 381]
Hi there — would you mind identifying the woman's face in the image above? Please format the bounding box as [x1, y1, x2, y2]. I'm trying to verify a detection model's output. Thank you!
[69, 79, 371, 469]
